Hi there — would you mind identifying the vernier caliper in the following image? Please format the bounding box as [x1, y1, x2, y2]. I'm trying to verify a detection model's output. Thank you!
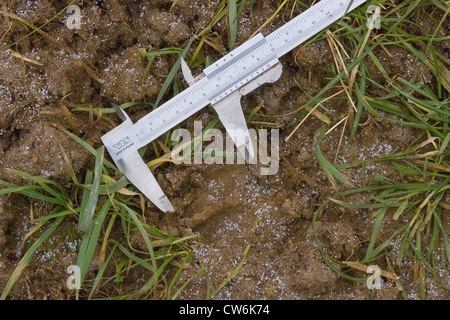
[101, 0, 367, 212]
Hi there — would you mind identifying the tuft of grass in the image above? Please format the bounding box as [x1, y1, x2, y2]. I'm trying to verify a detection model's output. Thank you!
[0, 132, 203, 300]
[302, 0, 449, 298]
[0, 169, 75, 300]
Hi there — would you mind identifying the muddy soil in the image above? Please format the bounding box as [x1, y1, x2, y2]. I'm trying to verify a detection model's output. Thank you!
[0, 0, 449, 300]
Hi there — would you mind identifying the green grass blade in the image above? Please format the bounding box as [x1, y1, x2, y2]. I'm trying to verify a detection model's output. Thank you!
[0, 182, 63, 205]
[117, 244, 153, 271]
[117, 202, 158, 293]
[228, 0, 237, 50]
[433, 209, 450, 266]
[314, 127, 355, 188]
[63, 130, 118, 172]
[71, 101, 148, 116]
[169, 264, 204, 300]
[6, 169, 68, 205]
[167, 254, 191, 299]
[141, 48, 183, 89]
[127, 256, 175, 299]
[153, 36, 195, 109]
[88, 242, 118, 299]
[31, 208, 78, 223]
[212, 244, 250, 298]
[362, 207, 387, 263]
[77, 199, 112, 284]
[78, 146, 104, 232]
[94, 176, 129, 194]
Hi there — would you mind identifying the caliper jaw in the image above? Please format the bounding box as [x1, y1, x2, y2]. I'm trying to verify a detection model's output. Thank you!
[217, 61, 283, 162]
[101, 104, 175, 212]
[181, 58, 283, 163]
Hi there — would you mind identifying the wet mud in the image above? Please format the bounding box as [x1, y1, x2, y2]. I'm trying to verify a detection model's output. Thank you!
[0, 0, 449, 300]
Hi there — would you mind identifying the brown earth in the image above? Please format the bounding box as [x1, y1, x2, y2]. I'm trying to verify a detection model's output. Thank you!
[0, 0, 448, 300]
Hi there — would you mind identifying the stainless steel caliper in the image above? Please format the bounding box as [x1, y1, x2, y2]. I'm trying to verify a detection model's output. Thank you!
[101, 0, 367, 212]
